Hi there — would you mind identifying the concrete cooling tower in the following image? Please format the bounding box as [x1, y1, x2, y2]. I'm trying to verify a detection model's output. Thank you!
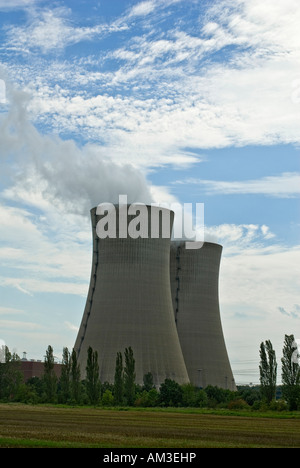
[74, 204, 189, 387]
[170, 241, 236, 390]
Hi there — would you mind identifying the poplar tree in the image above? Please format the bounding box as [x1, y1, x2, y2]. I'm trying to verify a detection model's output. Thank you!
[114, 351, 123, 405]
[281, 334, 300, 410]
[124, 347, 136, 406]
[43, 345, 57, 403]
[143, 372, 154, 392]
[0, 346, 22, 400]
[60, 347, 71, 402]
[86, 346, 101, 405]
[259, 340, 277, 404]
[71, 348, 81, 404]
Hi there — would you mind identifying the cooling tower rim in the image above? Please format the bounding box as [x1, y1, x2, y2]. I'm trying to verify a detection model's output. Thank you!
[170, 239, 223, 249]
[90, 204, 175, 216]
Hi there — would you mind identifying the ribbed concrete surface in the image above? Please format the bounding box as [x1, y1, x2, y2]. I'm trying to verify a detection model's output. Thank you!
[170, 241, 236, 390]
[74, 205, 189, 386]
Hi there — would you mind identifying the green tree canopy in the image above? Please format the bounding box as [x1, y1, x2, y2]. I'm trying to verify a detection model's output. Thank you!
[114, 351, 123, 405]
[43, 345, 57, 403]
[281, 334, 300, 410]
[259, 340, 277, 404]
[86, 346, 101, 405]
[124, 347, 136, 406]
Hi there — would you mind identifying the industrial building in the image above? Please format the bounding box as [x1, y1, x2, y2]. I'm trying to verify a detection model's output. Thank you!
[20, 360, 62, 381]
[74, 204, 235, 389]
[170, 241, 236, 390]
[74, 205, 189, 386]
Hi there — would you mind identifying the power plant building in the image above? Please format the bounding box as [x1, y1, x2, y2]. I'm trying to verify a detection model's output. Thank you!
[170, 241, 236, 390]
[74, 205, 189, 386]
[74, 204, 235, 389]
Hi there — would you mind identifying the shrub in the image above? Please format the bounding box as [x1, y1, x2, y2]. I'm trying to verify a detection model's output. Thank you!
[227, 398, 250, 410]
[196, 389, 208, 408]
[15, 383, 39, 404]
[159, 379, 183, 407]
[252, 401, 262, 411]
[147, 388, 160, 407]
[135, 389, 160, 407]
[182, 383, 198, 407]
[101, 389, 114, 406]
[204, 385, 237, 407]
[269, 399, 288, 412]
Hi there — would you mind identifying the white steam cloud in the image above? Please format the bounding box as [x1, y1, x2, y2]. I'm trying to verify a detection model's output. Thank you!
[0, 83, 153, 216]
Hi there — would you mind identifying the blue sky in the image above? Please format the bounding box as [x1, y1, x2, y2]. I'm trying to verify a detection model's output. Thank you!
[0, 0, 300, 383]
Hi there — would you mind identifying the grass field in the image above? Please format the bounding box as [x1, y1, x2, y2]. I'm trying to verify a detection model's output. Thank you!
[1, 404, 300, 448]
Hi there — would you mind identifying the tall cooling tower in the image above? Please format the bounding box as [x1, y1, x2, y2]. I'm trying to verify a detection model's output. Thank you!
[74, 205, 189, 386]
[170, 241, 236, 390]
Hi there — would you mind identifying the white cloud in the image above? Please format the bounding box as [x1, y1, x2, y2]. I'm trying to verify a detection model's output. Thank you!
[3, 1, 184, 56]
[0, 306, 26, 315]
[204, 223, 277, 252]
[25, 88, 204, 167]
[219, 243, 300, 329]
[0, 85, 153, 210]
[64, 321, 79, 332]
[0, 0, 37, 9]
[127, 1, 157, 18]
[0, 319, 43, 330]
[0, 277, 88, 296]
[218, 240, 300, 383]
[261, 225, 275, 239]
[173, 173, 300, 198]
[126, 0, 183, 19]
[4, 7, 127, 54]
[0, 202, 91, 295]
[2, 0, 300, 162]
[278, 305, 300, 319]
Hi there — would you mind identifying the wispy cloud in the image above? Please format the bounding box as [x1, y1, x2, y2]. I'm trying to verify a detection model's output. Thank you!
[0, 277, 88, 296]
[0, 319, 43, 330]
[4, 0, 183, 55]
[2, 0, 300, 164]
[64, 321, 79, 332]
[205, 223, 276, 251]
[0, 306, 26, 315]
[220, 244, 300, 314]
[0, 0, 37, 10]
[4, 7, 128, 54]
[125, 0, 184, 19]
[173, 172, 300, 198]
[0, 202, 90, 296]
[127, 0, 157, 18]
[278, 305, 300, 319]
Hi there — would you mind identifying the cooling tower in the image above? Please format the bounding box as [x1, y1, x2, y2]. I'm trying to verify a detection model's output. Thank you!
[170, 241, 236, 390]
[74, 204, 189, 387]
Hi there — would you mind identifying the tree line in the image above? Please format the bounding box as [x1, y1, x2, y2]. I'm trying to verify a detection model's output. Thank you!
[0, 334, 299, 410]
